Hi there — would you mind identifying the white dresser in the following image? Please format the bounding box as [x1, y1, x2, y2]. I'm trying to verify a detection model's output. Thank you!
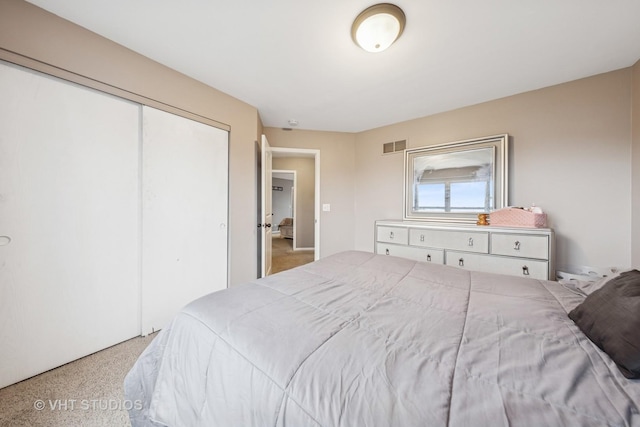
[375, 220, 555, 280]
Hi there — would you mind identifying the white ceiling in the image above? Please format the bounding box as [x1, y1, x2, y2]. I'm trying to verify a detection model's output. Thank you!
[26, 0, 640, 133]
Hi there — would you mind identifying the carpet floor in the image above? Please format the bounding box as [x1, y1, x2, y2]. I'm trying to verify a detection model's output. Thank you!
[0, 333, 156, 427]
[270, 235, 315, 274]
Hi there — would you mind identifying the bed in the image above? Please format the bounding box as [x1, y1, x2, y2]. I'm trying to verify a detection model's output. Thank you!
[124, 251, 640, 426]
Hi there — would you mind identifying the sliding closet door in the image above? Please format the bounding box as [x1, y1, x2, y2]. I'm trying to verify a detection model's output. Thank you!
[141, 106, 228, 334]
[0, 62, 140, 388]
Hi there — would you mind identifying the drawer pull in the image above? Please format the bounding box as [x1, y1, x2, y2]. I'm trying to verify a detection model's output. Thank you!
[522, 266, 529, 275]
[426, 254, 431, 262]
[459, 258, 464, 267]
[385, 248, 390, 255]
[420, 234, 425, 242]
[389, 231, 394, 240]
[468, 237, 473, 247]
[514, 241, 521, 251]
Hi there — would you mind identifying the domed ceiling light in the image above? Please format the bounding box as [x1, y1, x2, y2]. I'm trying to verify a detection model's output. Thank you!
[351, 3, 406, 53]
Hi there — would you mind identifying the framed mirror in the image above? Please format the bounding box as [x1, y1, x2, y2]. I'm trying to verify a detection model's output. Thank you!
[404, 134, 508, 223]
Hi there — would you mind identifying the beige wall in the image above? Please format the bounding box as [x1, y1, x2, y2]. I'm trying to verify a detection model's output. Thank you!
[632, 60, 640, 267]
[0, 0, 261, 286]
[355, 69, 634, 270]
[272, 157, 315, 249]
[269, 70, 636, 270]
[264, 128, 357, 258]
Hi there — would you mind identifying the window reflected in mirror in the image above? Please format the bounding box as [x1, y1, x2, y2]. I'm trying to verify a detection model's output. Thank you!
[404, 135, 508, 222]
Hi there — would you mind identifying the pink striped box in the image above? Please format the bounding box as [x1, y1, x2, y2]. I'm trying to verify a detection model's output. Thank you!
[490, 207, 547, 228]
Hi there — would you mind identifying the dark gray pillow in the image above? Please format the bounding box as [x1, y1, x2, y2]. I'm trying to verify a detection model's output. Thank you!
[568, 269, 640, 379]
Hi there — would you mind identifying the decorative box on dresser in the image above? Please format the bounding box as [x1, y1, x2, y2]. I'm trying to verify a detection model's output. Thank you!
[375, 220, 555, 280]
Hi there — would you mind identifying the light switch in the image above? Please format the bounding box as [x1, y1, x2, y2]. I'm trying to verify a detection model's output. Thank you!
[322, 204, 331, 212]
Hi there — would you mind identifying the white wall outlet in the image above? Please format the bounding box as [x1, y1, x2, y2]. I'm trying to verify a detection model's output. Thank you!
[322, 203, 331, 212]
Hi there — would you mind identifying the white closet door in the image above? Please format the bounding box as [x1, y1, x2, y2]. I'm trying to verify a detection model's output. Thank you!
[0, 62, 140, 388]
[141, 106, 228, 334]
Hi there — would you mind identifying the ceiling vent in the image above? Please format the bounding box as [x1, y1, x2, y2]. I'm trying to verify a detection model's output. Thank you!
[382, 139, 407, 155]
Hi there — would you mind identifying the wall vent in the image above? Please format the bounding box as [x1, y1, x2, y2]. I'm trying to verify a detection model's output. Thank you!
[382, 139, 407, 155]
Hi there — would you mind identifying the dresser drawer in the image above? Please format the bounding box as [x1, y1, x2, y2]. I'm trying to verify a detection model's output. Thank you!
[488, 257, 549, 279]
[410, 229, 489, 253]
[445, 252, 487, 271]
[491, 233, 549, 260]
[377, 226, 409, 244]
[376, 243, 444, 264]
[446, 251, 549, 280]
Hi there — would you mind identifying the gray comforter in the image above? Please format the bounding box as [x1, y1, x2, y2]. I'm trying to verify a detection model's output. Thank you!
[125, 251, 640, 426]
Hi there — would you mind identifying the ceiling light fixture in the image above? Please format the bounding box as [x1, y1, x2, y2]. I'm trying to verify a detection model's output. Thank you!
[351, 3, 406, 53]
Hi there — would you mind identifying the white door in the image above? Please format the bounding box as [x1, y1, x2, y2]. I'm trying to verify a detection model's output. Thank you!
[0, 61, 140, 388]
[261, 135, 273, 277]
[141, 106, 228, 334]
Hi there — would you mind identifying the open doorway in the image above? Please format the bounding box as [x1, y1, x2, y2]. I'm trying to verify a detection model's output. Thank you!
[268, 148, 319, 275]
[271, 170, 310, 274]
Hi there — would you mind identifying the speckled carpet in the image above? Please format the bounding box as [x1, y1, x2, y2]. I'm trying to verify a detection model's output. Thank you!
[271, 235, 315, 274]
[0, 333, 156, 427]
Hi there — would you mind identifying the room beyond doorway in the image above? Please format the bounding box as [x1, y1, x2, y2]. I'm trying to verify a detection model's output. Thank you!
[272, 170, 296, 244]
[267, 147, 320, 275]
[271, 169, 315, 274]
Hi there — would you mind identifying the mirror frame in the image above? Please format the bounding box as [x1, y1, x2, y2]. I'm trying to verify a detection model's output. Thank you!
[403, 134, 509, 223]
